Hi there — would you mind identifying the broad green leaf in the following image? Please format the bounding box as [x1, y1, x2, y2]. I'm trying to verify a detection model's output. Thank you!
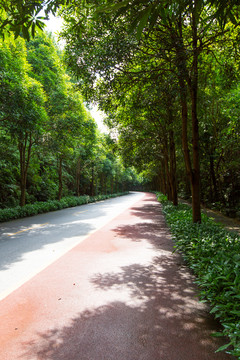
[216, 342, 232, 352]
[136, 6, 152, 40]
[96, 1, 130, 13]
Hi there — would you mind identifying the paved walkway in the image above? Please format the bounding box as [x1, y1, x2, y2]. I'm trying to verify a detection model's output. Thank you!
[0, 193, 235, 359]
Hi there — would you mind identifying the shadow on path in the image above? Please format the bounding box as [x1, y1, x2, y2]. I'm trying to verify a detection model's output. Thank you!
[21, 193, 235, 360]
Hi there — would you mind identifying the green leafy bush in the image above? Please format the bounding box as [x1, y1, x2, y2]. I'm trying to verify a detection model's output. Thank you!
[157, 192, 240, 358]
[0, 192, 129, 222]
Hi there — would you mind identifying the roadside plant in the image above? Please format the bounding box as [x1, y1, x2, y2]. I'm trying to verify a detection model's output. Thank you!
[157, 192, 240, 358]
[0, 192, 129, 222]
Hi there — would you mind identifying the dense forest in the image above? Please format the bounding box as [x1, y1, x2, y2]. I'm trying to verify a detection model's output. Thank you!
[59, 0, 240, 223]
[0, 0, 240, 223]
[0, 32, 142, 209]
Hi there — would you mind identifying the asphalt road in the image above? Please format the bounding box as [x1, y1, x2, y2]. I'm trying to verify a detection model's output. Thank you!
[0, 192, 144, 301]
[0, 192, 235, 360]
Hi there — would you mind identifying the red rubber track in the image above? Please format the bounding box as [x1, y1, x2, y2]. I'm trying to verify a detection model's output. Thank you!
[0, 193, 235, 360]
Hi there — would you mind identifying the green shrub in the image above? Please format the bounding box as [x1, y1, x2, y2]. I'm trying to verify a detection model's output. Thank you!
[157, 192, 240, 358]
[0, 192, 129, 223]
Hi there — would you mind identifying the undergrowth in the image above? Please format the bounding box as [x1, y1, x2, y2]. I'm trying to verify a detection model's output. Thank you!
[0, 192, 129, 222]
[157, 192, 240, 359]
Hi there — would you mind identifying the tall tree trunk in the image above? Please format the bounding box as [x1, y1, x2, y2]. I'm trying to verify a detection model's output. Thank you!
[162, 139, 172, 201]
[210, 155, 218, 201]
[111, 177, 114, 194]
[105, 175, 107, 194]
[160, 158, 167, 195]
[76, 157, 81, 196]
[158, 173, 162, 192]
[18, 133, 33, 207]
[166, 100, 178, 206]
[175, 11, 201, 223]
[20, 173, 27, 207]
[100, 173, 104, 194]
[90, 165, 94, 196]
[169, 129, 178, 205]
[58, 156, 63, 201]
[190, 1, 201, 223]
[19, 142, 27, 207]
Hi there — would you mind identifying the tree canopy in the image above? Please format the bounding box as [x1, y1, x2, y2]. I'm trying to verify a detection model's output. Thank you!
[0, 1, 240, 219]
[56, 0, 240, 222]
[0, 3, 240, 356]
[0, 31, 141, 207]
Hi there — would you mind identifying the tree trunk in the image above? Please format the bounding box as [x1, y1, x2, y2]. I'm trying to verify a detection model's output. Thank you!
[100, 173, 104, 194]
[18, 134, 32, 207]
[210, 155, 218, 201]
[162, 139, 172, 201]
[76, 157, 81, 196]
[19, 143, 27, 207]
[169, 129, 178, 205]
[58, 156, 63, 201]
[90, 165, 94, 196]
[111, 177, 114, 194]
[160, 158, 167, 195]
[105, 176, 107, 194]
[175, 11, 201, 223]
[190, 1, 201, 223]
[20, 176, 27, 207]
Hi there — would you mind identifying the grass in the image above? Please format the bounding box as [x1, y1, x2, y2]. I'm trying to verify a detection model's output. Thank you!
[0, 192, 129, 222]
[157, 192, 240, 359]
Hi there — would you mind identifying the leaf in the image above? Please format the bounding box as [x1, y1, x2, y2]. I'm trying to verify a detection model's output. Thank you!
[136, 6, 152, 40]
[211, 331, 223, 338]
[228, 12, 238, 25]
[14, 25, 21, 39]
[148, 7, 160, 31]
[113, 5, 130, 21]
[31, 22, 36, 38]
[22, 25, 30, 41]
[215, 342, 232, 353]
[96, 1, 130, 13]
[35, 20, 46, 31]
[230, 310, 240, 316]
[159, 5, 167, 23]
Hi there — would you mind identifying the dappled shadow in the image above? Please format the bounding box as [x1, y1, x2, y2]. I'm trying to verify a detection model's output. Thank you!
[20, 194, 235, 360]
[0, 193, 138, 274]
[21, 299, 231, 360]
[114, 196, 172, 252]
[21, 258, 234, 360]
[0, 217, 95, 273]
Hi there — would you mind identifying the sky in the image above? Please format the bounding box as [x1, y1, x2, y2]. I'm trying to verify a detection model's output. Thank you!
[43, 14, 108, 133]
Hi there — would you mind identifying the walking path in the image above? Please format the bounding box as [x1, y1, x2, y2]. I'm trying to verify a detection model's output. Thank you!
[0, 193, 236, 359]
[180, 198, 240, 235]
[202, 205, 240, 235]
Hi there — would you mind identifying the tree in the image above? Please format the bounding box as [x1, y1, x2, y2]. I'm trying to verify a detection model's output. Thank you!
[0, 36, 47, 206]
[60, 0, 240, 222]
[0, 0, 64, 40]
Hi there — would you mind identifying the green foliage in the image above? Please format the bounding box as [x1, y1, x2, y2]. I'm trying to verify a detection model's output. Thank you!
[157, 192, 240, 358]
[0, 0, 66, 40]
[0, 32, 137, 206]
[1, 2, 240, 216]
[0, 192, 129, 222]
[60, 0, 240, 220]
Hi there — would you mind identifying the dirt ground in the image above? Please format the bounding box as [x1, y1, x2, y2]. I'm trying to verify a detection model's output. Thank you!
[180, 199, 240, 235]
[201, 205, 240, 235]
